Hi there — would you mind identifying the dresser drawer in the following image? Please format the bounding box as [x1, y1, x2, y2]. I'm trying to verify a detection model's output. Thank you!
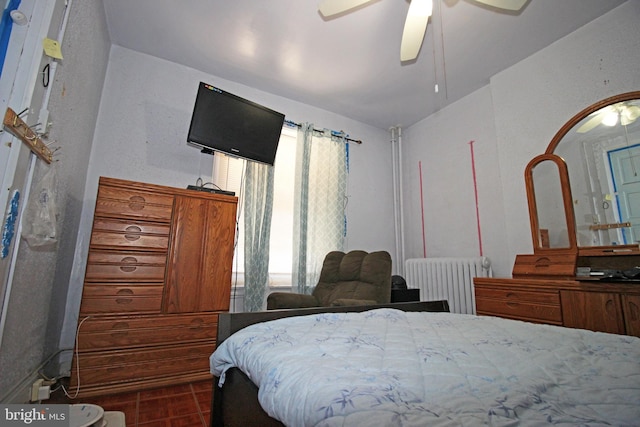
[90, 230, 170, 251]
[475, 284, 562, 324]
[76, 314, 219, 350]
[85, 252, 167, 281]
[90, 219, 170, 250]
[75, 343, 214, 385]
[475, 287, 560, 305]
[95, 187, 174, 221]
[476, 297, 563, 324]
[92, 218, 170, 235]
[79, 285, 164, 314]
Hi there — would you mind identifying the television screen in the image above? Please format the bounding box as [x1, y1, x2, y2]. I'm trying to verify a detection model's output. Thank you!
[187, 82, 286, 166]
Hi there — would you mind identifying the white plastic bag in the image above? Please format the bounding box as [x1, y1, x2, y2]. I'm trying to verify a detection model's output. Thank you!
[22, 166, 58, 248]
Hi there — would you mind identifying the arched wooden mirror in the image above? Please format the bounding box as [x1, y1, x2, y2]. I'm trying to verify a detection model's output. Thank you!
[525, 154, 577, 253]
[546, 91, 640, 249]
[518, 92, 640, 278]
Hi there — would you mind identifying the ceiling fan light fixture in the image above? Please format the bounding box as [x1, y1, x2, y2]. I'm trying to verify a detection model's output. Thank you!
[318, 0, 525, 62]
[602, 111, 619, 127]
[412, 0, 433, 17]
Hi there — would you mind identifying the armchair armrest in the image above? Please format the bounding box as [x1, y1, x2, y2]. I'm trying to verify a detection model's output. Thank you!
[266, 292, 320, 310]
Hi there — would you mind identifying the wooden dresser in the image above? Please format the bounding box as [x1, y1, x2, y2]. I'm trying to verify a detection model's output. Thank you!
[475, 257, 640, 338]
[70, 177, 237, 397]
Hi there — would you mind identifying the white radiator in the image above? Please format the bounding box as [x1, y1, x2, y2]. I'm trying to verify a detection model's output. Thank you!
[404, 257, 492, 314]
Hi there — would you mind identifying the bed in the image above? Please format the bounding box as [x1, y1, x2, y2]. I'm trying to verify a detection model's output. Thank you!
[209, 301, 640, 426]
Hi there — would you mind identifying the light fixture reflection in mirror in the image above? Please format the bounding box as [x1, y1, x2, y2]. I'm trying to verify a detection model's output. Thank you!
[577, 100, 640, 133]
[548, 92, 640, 248]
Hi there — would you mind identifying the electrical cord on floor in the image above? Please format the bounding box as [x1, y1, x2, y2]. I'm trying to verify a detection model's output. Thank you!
[61, 315, 91, 399]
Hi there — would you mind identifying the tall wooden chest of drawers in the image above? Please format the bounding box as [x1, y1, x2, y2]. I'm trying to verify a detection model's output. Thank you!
[70, 177, 237, 397]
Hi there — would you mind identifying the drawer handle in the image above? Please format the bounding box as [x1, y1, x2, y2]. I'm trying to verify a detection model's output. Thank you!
[120, 257, 137, 273]
[128, 195, 146, 211]
[116, 298, 133, 305]
[116, 289, 134, 296]
[534, 257, 551, 268]
[111, 331, 129, 337]
[189, 318, 205, 329]
[124, 234, 141, 241]
[112, 322, 129, 329]
[628, 301, 639, 321]
[124, 225, 142, 241]
[506, 301, 520, 308]
[605, 299, 616, 315]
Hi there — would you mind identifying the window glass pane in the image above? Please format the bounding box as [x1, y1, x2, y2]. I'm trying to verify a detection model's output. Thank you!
[212, 126, 296, 287]
[269, 129, 296, 277]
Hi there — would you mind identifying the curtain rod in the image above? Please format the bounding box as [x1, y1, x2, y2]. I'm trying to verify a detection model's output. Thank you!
[284, 120, 362, 144]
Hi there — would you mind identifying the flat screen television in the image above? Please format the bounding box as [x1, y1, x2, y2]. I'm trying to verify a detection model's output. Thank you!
[187, 82, 286, 166]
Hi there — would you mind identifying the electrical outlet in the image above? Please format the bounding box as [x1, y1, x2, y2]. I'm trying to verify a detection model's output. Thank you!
[30, 379, 44, 402]
[37, 385, 51, 401]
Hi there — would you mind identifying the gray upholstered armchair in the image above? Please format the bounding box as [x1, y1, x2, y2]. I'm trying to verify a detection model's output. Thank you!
[266, 250, 392, 310]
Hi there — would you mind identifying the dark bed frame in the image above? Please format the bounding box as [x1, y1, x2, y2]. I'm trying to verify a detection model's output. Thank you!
[210, 300, 450, 427]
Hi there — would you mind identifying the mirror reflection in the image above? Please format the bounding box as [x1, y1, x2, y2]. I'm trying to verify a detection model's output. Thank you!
[532, 159, 570, 249]
[552, 94, 640, 247]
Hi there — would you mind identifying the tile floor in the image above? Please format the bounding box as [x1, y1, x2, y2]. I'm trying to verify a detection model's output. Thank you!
[51, 380, 212, 427]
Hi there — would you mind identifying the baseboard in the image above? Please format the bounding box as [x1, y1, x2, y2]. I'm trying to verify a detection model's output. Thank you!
[1, 371, 40, 403]
[1, 349, 73, 403]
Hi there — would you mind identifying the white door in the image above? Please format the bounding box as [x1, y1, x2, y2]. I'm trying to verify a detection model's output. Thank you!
[608, 144, 640, 244]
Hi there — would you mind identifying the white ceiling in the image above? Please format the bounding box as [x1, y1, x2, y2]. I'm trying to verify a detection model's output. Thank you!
[103, 0, 625, 130]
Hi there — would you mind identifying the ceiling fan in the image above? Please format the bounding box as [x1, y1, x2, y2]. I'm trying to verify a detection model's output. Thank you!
[318, 0, 527, 61]
[577, 100, 640, 134]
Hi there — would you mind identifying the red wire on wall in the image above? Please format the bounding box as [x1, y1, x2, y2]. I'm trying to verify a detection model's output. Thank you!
[469, 140, 483, 256]
[419, 160, 427, 257]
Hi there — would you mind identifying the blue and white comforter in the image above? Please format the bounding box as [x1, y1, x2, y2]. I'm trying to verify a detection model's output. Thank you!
[210, 309, 640, 426]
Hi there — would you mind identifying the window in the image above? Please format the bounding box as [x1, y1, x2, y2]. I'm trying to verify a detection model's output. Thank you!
[212, 125, 297, 288]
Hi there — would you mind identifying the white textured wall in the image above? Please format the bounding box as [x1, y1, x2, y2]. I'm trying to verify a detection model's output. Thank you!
[402, 87, 509, 272]
[60, 46, 395, 352]
[403, 1, 640, 276]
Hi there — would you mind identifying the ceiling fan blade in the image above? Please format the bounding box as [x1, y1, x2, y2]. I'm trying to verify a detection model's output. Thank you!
[577, 111, 607, 134]
[400, 0, 432, 61]
[621, 106, 640, 126]
[473, 0, 527, 11]
[318, 0, 373, 17]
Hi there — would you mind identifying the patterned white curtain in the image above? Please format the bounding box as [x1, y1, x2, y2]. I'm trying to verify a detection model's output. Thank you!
[292, 123, 348, 294]
[243, 160, 274, 311]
